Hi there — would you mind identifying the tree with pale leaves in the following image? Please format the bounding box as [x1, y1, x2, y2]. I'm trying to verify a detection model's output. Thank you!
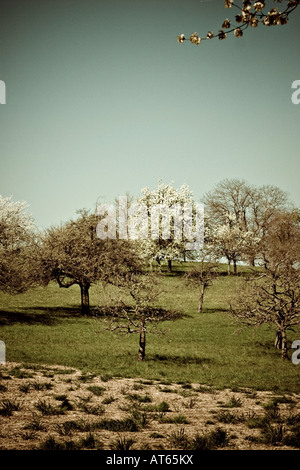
[0, 195, 38, 294]
[178, 0, 299, 45]
[203, 178, 289, 272]
[210, 222, 260, 275]
[133, 181, 202, 272]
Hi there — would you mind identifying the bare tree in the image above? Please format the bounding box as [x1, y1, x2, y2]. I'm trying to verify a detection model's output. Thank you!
[230, 210, 300, 359]
[178, 0, 299, 45]
[184, 251, 219, 312]
[104, 273, 176, 361]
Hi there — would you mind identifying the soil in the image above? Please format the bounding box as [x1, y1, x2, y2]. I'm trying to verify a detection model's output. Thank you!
[0, 362, 299, 451]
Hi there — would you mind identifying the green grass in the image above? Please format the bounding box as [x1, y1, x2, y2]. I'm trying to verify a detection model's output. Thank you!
[0, 268, 300, 393]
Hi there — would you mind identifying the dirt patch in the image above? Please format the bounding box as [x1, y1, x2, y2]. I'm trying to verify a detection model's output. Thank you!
[0, 362, 299, 450]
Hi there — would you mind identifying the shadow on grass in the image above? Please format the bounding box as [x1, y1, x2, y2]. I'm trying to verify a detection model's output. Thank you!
[202, 308, 229, 314]
[0, 305, 187, 326]
[94, 306, 188, 322]
[150, 353, 213, 366]
[0, 307, 84, 326]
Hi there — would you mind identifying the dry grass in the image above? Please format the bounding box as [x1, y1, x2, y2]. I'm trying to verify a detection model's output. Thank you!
[1, 362, 300, 450]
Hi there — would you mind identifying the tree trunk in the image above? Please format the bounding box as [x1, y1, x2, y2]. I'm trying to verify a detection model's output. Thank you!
[167, 259, 172, 273]
[233, 259, 237, 275]
[281, 330, 288, 360]
[275, 330, 289, 359]
[198, 284, 205, 312]
[275, 330, 282, 349]
[138, 324, 146, 361]
[227, 260, 231, 276]
[80, 282, 90, 315]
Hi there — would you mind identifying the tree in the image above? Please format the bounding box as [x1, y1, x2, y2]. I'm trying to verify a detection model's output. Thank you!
[40, 209, 141, 315]
[103, 272, 175, 361]
[203, 178, 289, 273]
[246, 184, 290, 265]
[134, 181, 203, 272]
[0, 195, 39, 294]
[230, 210, 300, 359]
[184, 250, 219, 312]
[177, 0, 299, 45]
[210, 222, 258, 275]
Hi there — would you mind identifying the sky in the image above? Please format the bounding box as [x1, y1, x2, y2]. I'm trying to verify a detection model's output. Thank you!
[0, 0, 299, 229]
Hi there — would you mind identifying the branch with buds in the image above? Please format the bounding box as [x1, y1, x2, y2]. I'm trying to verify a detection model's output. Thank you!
[177, 0, 299, 45]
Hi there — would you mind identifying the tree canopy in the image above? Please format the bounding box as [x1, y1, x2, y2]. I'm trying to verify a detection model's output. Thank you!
[40, 209, 142, 315]
[134, 181, 203, 271]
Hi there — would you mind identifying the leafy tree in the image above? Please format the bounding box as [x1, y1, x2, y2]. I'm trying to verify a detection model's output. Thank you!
[0, 195, 39, 294]
[40, 209, 141, 315]
[178, 0, 299, 45]
[230, 210, 300, 359]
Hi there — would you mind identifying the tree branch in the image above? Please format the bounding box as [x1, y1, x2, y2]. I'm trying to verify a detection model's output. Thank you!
[177, 0, 299, 45]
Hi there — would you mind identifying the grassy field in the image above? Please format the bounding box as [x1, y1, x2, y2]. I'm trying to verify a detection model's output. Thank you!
[0, 264, 300, 394]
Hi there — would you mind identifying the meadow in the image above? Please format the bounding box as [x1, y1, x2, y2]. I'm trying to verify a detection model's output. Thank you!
[0, 263, 299, 394]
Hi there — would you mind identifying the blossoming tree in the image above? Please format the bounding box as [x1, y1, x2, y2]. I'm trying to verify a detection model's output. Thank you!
[0, 195, 38, 293]
[133, 181, 201, 272]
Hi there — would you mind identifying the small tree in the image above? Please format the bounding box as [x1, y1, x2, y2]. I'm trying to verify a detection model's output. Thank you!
[203, 179, 289, 272]
[104, 273, 176, 361]
[184, 251, 219, 312]
[40, 209, 141, 315]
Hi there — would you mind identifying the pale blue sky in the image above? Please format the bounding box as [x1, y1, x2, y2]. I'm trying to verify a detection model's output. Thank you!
[0, 0, 299, 229]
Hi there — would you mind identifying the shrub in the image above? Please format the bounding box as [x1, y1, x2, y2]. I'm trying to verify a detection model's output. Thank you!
[282, 424, 300, 448]
[0, 399, 21, 416]
[109, 434, 135, 450]
[189, 427, 229, 450]
[34, 400, 64, 416]
[168, 428, 189, 448]
[86, 385, 105, 396]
